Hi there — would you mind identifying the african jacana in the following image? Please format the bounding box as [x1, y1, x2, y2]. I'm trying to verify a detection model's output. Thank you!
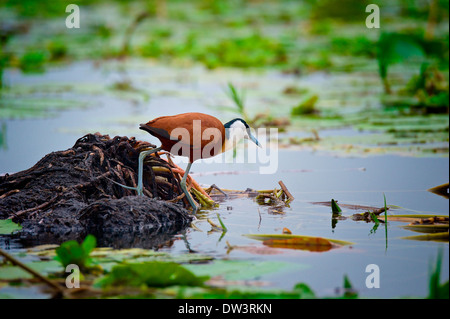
[116, 112, 260, 214]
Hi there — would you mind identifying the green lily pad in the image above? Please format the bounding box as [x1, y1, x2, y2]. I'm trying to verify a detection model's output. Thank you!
[0, 260, 62, 280]
[185, 259, 303, 282]
[95, 261, 209, 288]
[243, 233, 354, 246]
[0, 219, 22, 235]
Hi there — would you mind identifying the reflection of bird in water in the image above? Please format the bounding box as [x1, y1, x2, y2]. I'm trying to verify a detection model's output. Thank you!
[116, 112, 260, 213]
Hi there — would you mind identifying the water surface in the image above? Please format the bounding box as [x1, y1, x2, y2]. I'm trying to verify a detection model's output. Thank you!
[0, 61, 448, 298]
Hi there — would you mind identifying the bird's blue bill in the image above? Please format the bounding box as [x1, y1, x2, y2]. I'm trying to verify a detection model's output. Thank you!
[248, 131, 262, 147]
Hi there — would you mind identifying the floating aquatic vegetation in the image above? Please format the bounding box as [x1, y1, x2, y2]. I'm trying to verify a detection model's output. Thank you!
[206, 213, 228, 241]
[255, 181, 294, 214]
[0, 95, 90, 120]
[264, 237, 335, 252]
[377, 213, 449, 241]
[377, 214, 447, 223]
[330, 36, 376, 58]
[226, 241, 283, 255]
[0, 48, 6, 89]
[95, 261, 209, 289]
[243, 233, 354, 253]
[401, 224, 449, 234]
[0, 248, 65, 297]
[46, 40, 68, 61]
[196, 33, 288, 69]
[400, 63, 449, 114]
[19, 50, 47, 73]
[184, 259, 301, 284]
[400, 232, 449, 242]
[428, 183, 449, 199]
[0, 219, 22, 235]
[291, 94, 319, 116]
[331, 199, 342, 215]
[282, 86, 310, 96]
[313, 200, 388, 222]
[377, 32, 426, 94]
[107, 79, 150, 103]
[0, 258, 61, 281]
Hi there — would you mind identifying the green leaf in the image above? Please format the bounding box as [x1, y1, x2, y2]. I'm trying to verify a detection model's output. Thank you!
[291, 95, 319, 116]
[378, 32, 425, 73]
[81, 234, 97, 256]
[369, 212, 380, 234]
[342, 274, 358, 298]
[0, 219, 22, 235]
[428, 248, 449, 299]
[343, 274, 352, 289]
[331, 199, 342, 215]
[54, 235, 97, 270]
[95, 261, 209, 288]
[0, 260, 61, 280]
[377, 32, 425, 92]
[19, 50, 47, 73]
[293, 283, 316, 299]
[216, 213, 228, 232]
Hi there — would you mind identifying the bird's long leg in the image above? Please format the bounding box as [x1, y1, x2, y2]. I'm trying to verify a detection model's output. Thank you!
[111, 147, 162, 196]
[180, 162, 199, 214]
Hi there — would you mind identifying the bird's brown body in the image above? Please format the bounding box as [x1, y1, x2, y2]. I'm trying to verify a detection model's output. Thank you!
[114, 112, 259, 213]
[140, 112, 226, 162]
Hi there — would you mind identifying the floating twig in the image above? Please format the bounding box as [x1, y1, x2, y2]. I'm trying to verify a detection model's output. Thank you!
[278, 180, 294, 203]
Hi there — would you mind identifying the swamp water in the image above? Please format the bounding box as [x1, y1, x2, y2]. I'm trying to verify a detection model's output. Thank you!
[0, 61, 448, 298]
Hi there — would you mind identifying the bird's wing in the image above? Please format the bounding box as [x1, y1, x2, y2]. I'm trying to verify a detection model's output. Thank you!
[139, 124, 171, 140]
[141, 113, 225, 151]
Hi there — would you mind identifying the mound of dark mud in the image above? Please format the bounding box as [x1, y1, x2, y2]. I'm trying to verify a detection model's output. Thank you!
[0, 133, 193, 248]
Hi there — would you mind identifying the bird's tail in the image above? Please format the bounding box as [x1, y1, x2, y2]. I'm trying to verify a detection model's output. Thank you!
[139, 123, 170, 140]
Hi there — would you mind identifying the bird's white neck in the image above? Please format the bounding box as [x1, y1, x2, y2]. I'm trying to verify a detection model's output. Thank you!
[224, 120, 248, 152]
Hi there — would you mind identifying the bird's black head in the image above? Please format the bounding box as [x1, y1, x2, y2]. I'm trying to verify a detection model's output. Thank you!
[223, 118, 260, 147]
[224, 118, 250, 129]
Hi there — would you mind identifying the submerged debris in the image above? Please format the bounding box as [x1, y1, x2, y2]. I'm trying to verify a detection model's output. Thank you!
[255, 181, 294, 214]
[0, 133, 193, 247]
[350, 207, 389, 222]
